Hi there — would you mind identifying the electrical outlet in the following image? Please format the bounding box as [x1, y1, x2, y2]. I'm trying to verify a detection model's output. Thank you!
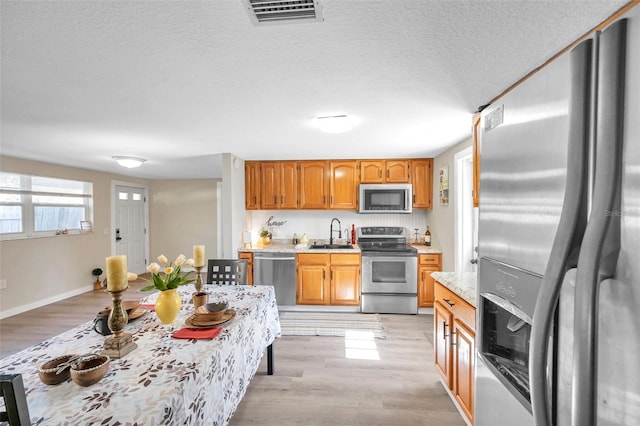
[0, 279, 7, 290]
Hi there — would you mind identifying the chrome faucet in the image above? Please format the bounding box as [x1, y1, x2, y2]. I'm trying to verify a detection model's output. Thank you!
[330, 218, 342, 245]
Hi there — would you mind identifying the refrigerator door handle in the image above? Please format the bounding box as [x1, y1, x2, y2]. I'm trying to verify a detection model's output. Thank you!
[529, 37, 593, 426]
[571, 19, 626, 426]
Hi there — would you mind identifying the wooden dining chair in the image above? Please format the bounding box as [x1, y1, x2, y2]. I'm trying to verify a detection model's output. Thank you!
[0, 374, 31, 425]
[206, 259, 248, 285]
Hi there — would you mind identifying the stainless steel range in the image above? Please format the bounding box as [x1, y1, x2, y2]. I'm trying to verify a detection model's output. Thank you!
[358, 226, 418, 314]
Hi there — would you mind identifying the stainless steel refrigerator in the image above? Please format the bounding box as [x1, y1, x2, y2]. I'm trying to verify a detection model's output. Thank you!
[475, 5, 639, 425]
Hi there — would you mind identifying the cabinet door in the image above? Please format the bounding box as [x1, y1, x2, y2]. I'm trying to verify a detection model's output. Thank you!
[453, 320, 475, 424]
[260, 162, 280, 209]
[410, 159, 433, 209]
[330, 161, 358, 210]
[418, 266, 439, 307]
[299, 161, 330, 209]
[297, 264, 328, 304]
[297, 253, 330, 305]
[244, 162, 261, 210]
[385, 160, 410, 183]
[330, 264, 360, 305]
[418, 254, 441, 308]
[434, 301, 453, 386]
[360, 160, 385, 183]
[279, 161, 298, 209]
[238, 252, 253, 285]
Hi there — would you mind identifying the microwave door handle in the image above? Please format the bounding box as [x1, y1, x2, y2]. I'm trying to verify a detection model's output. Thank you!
[529, 37, 592, 426]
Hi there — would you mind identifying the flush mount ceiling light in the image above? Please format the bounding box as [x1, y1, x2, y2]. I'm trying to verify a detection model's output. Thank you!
[314, 115, 353, 134]
[112, 156, 146, 169]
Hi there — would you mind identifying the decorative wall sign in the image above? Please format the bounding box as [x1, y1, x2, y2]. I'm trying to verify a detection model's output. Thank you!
[80, 221, 93, 233]
[439, 166, 449, 205]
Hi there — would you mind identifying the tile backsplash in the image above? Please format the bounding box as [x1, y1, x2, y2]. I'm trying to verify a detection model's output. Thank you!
[247, 210, 430, 245]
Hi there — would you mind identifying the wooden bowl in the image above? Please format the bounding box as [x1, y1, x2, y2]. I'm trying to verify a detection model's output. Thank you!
[195, 302, 228, 321]
[70, 354, 110, 387]
[101, 300, 140, 316]
[38, 354, 78, 385]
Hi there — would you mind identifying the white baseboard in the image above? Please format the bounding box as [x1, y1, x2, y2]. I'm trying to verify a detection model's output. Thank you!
[438, 377, 472, 426]
[278, 305, 361, 313]
[0, 285, 94, 320]
[418, 307, 434, 315]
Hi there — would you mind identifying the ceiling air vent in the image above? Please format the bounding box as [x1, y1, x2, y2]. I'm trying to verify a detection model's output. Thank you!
[244, 0, 323, 25]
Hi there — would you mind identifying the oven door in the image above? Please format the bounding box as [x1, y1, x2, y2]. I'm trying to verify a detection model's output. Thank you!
[361, 253, 417, 294]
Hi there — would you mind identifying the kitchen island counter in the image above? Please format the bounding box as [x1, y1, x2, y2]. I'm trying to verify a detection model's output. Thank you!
[430, 271, 477, 307]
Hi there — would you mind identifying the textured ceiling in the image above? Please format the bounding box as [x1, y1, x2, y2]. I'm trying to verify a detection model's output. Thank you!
[0, 0, 631, 179]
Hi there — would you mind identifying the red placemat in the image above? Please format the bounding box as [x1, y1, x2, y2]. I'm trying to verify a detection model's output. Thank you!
[172, 327, 222, 340]
[138, 303, 155, 311]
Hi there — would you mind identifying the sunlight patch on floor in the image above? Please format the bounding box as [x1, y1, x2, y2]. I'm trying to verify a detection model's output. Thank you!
[344, 329, 380, 360]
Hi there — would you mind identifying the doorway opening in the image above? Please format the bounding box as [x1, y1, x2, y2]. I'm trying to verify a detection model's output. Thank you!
[454, 147, 478, 273]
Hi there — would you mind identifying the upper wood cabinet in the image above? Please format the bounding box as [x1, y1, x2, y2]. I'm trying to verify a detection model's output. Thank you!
[360, 160, 410, 183]
[245, 157, 431, 211]
[259, 161, 298, 210]
[299, 161, 330, 209]
[472, 112, 481, 207]
[329, 161, 359, 210]
[245, 161, 261, 210]
[410, 159, 433, 209]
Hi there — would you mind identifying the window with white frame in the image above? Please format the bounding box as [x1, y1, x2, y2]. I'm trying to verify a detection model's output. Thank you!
[0, 172, 93, 240]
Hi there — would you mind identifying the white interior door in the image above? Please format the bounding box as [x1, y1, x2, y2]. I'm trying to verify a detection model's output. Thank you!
[114, 184, 148, 274]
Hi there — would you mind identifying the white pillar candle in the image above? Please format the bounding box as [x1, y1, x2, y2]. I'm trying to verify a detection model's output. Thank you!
[106, 255, 128, 291]
[193, 245, 205, 267]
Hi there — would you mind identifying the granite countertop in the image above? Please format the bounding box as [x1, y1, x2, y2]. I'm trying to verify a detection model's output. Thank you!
[431, 271, 477, 307]
[239, 241, 442, 254]
[410, 244, 443, 254]
[238, 241, 360, 253]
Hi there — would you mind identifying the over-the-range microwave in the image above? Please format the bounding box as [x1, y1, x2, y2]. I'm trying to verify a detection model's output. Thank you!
[358, 184, 412, 214]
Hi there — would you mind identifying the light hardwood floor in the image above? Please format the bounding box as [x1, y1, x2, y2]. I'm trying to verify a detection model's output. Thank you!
[1, 286, 465, 426]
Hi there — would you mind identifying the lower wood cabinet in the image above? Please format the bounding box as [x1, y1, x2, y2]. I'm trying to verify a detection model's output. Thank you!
[434, 280, 475, 425]
[296, 253, 360, 305]
[418, 253, 442, 307]
[238, 252, 253, 285]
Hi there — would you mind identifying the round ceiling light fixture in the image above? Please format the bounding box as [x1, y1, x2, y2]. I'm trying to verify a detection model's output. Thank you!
[314, 115, 353, 134]
[112, 156, 146, 168]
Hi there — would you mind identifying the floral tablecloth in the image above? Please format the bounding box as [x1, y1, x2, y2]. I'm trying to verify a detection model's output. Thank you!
[0, 284, 281, 425]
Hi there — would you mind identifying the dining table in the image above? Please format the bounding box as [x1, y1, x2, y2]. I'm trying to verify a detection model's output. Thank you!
[0, 284, 281, 425]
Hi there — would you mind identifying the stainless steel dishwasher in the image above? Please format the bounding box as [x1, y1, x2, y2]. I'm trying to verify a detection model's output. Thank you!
[253, 252, 296, 307]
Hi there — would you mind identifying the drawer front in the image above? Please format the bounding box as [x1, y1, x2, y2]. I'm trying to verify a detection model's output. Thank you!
[419, 254, 441, 266]
[435, 282, 475, 331]
[297, 253, 330, 265]
[331, 253, 360, 265]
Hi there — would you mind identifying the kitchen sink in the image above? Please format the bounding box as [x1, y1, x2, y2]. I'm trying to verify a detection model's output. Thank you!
[309, 243, 354, 250]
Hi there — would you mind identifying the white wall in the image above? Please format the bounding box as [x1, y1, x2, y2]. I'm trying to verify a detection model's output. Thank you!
[149, 179, 219, 262]
[220, 154, 247, 258]
[246, 209, 430, 245]
[429, 137, 473, 271]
